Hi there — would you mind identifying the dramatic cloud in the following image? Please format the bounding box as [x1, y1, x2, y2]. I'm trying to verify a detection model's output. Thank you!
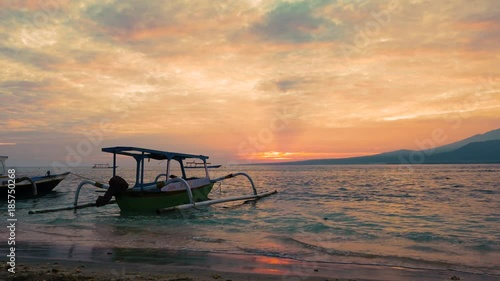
[251, 0, 341, 43]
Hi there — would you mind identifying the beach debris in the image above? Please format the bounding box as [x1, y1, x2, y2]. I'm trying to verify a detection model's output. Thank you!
[314, 268, 319, 272]
[451, 276, 460, 280]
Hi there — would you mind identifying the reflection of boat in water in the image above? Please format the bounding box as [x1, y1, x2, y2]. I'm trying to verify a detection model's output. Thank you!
[92, 163, 117, 169]
[1, 156, 69, 198]
[66, 146, 276, 214]
[185, 161, 221, 169]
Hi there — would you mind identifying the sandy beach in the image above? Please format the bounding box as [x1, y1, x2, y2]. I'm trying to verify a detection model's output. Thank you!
[3, 242, 498, 281]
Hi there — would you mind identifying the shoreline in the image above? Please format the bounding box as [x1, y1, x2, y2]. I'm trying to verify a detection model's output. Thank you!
[2, 243, 499, 281]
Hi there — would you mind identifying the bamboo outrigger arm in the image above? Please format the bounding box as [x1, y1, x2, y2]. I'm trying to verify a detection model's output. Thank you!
[154, 173, 168, 182]
[210, 172, 257, 195]
[74, 180, 109, 208]
[17, 177, 38, 196]
[155, 177, 194, 204]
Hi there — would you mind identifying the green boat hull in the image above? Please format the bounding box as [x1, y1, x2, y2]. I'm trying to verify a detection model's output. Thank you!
[115, 183, 214, 213]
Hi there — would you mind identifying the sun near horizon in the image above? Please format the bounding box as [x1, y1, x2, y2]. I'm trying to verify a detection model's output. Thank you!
[238, 151, 381, 162]
[0, 1, 499, 166]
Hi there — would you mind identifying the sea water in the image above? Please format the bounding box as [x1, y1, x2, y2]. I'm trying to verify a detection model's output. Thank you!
[5, 164, 500, 276]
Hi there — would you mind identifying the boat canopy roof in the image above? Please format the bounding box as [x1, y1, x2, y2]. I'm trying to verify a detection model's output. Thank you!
[101, 146, 209, 161]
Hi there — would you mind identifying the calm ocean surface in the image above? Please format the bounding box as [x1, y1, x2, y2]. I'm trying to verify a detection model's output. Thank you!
[7, 164, 500, 276]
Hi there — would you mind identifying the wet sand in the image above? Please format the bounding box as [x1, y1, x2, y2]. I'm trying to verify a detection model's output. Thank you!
[3, 258, 354, 281]
[2, 242, 499, 281]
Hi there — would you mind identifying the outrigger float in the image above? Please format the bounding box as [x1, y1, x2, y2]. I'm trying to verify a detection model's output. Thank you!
[29, 147, 276, 214]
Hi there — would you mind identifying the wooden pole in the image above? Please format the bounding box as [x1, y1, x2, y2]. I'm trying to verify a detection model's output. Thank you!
[28, 200, 116, 214]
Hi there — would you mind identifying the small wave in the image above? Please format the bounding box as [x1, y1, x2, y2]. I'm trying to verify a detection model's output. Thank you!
[238, 247, 297, 259]
[191, 236, 226, 244]
[235, 245, 500, 278]
[471, 189, 495, 195]
[281, 236, 378, 259]
[273, 236, 477, 271]
[380, 193, 415, 198]
[405, 245, 447, 253]
[401, 231, 449, 243]
[468, 244, 497, 252]
[433, 176, 451, 180]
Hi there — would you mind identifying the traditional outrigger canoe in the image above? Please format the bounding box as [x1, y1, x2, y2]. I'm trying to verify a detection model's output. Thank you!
[1, 156, 69, 198]
[30, 147, 276, 214]
[92, 163, 117, 169]
[185, 161, 221, 169]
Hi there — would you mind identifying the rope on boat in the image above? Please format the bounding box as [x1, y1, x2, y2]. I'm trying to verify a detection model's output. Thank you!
[211, 181, 222, 195]
[217, 181, 222, 195]
[69, 172, 105, 182]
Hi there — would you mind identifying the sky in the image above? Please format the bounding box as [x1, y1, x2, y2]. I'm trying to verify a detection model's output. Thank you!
[0, 0, 499, 167]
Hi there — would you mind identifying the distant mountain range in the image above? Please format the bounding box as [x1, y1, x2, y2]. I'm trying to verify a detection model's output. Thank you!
[264, 128, 500, 165]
